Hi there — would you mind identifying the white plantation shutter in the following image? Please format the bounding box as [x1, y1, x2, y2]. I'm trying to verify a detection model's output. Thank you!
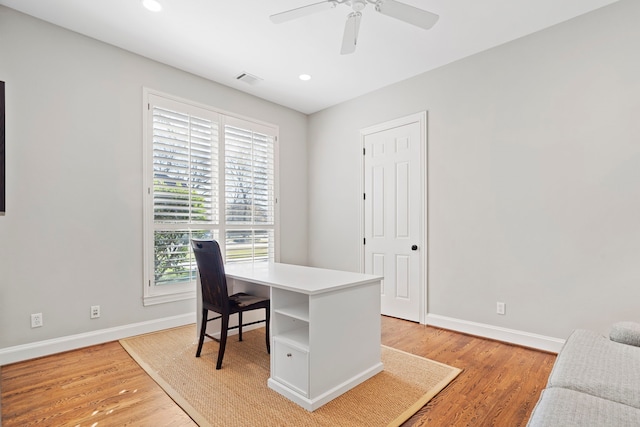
[224, 125, 275, 224]
[152, 105, 218, 223]
[147, 95, 219, 293]
[224, 117, 277, 263]
[143, 91, 278, 304]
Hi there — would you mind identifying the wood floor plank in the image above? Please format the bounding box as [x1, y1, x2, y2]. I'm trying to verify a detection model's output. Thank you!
[1, 317, 555, 426]
[1, 342, 196, 427]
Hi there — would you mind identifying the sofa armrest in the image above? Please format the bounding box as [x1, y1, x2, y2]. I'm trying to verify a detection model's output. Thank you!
[610, 321, 640, 347]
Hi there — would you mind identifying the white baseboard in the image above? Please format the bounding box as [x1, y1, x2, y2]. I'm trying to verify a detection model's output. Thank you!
[0, 313, 196, 366]
[1, 313, 563, 366]
[426, 314, 565, 353]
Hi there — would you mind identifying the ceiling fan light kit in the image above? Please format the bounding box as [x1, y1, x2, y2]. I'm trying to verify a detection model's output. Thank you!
[270, 0, 439, 54]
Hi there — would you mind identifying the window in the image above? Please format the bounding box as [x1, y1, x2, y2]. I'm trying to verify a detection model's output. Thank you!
[143, 90, 278, 305]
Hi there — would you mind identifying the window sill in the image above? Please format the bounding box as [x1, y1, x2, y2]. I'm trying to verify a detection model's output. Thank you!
[143, 290, 196, 306]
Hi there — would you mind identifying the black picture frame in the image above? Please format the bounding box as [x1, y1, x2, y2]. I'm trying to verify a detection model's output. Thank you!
[0, 80, 5, 214]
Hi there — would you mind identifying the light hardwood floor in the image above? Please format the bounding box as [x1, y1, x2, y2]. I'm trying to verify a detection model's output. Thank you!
[381, 316, 556, 426]
[1, 316, 556, 426]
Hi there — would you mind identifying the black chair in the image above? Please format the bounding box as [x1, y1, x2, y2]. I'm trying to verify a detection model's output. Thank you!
[191, 239, 270, 369]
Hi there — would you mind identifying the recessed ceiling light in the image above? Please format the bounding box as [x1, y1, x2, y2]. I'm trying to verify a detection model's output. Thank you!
[299, 74, 312, 81]
[142, 0, 162, 12]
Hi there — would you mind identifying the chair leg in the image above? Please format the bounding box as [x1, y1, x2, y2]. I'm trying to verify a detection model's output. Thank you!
[216, 314, 229, 370]
[265, 306, 270, 354]
[195, 308, 208, 357]
[238, 312, 243, 342]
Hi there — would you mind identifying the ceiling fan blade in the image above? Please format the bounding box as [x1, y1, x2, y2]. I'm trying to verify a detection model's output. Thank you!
[340, 12, 362, 55]
[375, 0, 439, 30]
[270, 1, 335, 24]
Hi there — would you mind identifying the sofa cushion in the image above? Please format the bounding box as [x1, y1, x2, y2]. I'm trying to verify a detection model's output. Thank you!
[610, 321, 640, 347]
[527, 388, 640, 427]
[547, 329, 640, 409]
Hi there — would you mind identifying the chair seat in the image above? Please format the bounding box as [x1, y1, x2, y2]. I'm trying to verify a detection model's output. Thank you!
[230, 292, 269, 308]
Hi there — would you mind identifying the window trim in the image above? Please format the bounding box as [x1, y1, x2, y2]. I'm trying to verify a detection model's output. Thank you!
[142, 88, 280, 306]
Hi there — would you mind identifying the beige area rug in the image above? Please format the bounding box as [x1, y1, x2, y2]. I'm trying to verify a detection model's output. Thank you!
[120, 325, 461, 427]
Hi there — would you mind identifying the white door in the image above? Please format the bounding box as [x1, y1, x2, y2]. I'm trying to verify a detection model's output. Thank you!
[362, 113, 425, 322]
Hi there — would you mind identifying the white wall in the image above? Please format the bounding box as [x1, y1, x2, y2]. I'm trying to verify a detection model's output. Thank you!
[0, 7, 308, 359]
[308, 0, 640, 340]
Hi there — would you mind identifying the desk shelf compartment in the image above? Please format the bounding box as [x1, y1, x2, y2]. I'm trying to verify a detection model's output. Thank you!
[275, 322, 309, 349]
[274, 304, 309, 322]
[273, 312, 309, 350]
[272, 288, 309, 319]
[272, 288, 310, 348]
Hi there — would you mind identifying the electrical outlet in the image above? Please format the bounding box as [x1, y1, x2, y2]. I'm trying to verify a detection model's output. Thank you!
[90, 305, 101, 319]
[31, 313, 43, 328]
[496, 302, 506, 315]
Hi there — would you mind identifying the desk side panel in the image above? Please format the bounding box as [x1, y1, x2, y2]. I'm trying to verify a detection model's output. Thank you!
[308, 281, 382, 398]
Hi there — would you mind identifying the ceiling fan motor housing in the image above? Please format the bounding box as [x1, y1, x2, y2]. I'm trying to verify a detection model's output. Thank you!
[352, 0, 367, 11]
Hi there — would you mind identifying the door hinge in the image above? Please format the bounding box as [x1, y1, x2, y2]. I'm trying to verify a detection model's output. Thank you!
[363, 193, 366, 200]
[363, 238, 366, 245]
[363, 147, 366, 155]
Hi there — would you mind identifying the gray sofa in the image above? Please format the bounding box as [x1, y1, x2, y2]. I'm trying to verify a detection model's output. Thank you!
[527, 322, 640, 426]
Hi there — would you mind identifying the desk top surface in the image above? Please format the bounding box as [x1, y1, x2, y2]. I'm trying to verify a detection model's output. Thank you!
[224, 262, 382, 295]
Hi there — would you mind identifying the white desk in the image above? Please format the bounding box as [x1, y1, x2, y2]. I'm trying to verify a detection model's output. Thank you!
[223, 262, 384, 411]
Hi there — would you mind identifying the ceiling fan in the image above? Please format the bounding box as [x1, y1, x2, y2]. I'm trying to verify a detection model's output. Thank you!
[270, 0, 439, 55]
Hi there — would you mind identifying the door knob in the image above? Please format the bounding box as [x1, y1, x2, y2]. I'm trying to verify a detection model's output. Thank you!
[411, 245, 418, 251]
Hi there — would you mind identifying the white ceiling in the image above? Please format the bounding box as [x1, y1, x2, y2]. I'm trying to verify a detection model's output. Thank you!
[0, 0, 620, 114]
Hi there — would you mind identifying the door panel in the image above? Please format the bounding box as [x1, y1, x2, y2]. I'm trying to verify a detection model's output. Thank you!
[363, 118, 423, 322]
[396, 254, 410, 298]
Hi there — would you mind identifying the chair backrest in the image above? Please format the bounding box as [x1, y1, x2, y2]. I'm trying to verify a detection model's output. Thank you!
[191, 239, 229, 312]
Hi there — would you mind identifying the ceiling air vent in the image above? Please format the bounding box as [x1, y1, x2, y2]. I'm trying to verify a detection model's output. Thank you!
[236, 72, 263, 86]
